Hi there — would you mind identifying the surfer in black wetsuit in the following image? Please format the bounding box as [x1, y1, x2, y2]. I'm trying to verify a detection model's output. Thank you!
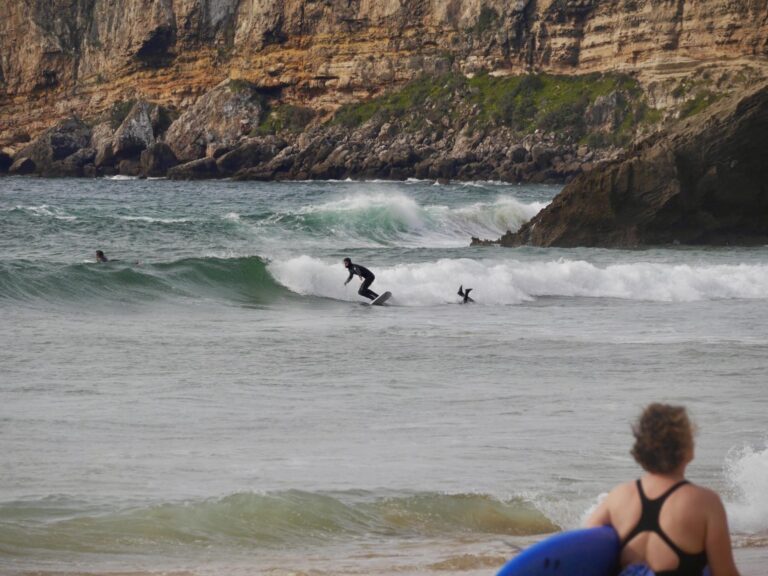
[95, 250, 109, 263]
[343, 257, 379, 301]
[458, 285, 474, 303]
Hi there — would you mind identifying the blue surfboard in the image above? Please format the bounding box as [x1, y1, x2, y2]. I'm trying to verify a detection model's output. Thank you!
[497, 527, 711, 576]
[497, 526, 619, 576]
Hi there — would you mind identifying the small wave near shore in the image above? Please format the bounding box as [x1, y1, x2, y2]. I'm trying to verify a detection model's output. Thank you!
[0, 491, 554, 556]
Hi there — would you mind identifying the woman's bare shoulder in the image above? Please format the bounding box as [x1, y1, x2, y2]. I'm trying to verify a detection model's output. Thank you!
[605, 479, 639, 503]
[684, 483, 724, 506]
[614, 479, 638, 494]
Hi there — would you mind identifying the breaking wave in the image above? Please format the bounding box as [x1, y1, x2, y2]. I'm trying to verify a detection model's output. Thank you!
[265, 192, 544, 246]
[270, 256, 768, 306]
[725, 442, 768, 534]
[4, 255, 768, 307]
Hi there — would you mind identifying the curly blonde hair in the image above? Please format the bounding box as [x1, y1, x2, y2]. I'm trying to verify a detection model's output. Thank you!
[631, 403, 694, 474]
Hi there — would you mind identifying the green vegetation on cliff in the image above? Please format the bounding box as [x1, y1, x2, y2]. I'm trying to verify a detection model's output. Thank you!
[332, 72, 659, 148]
[333, 74, 465, 130]
[255, 104, 317, 136]
[680, 91, 720, 118]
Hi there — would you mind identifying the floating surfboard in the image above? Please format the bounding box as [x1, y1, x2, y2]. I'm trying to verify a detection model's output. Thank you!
[497, 527, 711, 576]
[370, 291, 392, 306]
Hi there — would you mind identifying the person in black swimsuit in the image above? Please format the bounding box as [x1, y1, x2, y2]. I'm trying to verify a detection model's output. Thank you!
[343, 257, 378, 301]
[586, 403, 740, 576]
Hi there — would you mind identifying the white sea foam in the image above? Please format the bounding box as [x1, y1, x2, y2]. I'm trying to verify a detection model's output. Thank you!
[308, 192, 426, 230]
[117, 215, 194, 224]
[13, 204, 77, 220]
[223, 212, 241, 222]
[725, 443, 768, 533]
[104, 175, 138, 180]
[441, 196, 546, 238]
[269, 257, 768, 305]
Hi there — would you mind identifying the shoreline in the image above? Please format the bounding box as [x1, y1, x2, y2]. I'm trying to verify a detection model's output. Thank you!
[7, 540, 767, 576]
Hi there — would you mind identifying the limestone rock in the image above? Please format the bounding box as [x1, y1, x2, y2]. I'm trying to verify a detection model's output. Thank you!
[113, 101, 157, 160]
[585, 92, 625, 133]
[92, 123, 116, 168]
[164, 80, 264, 163]
[3, 0, 768, 150]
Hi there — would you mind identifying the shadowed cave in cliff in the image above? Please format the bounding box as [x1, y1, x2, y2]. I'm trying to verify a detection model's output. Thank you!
[135, 25, 176, 67]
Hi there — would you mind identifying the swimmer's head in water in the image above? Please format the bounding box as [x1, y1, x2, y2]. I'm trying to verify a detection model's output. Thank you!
[343, 257, 351, 267]
[631, 403, 694, 474]
[96, 250, 108, 262]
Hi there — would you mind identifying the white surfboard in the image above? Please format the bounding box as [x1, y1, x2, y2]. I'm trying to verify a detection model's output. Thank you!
[370, 291, 392, 306]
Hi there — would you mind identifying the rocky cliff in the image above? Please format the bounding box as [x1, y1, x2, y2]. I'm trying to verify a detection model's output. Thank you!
[490, 84, 768, 247]
[2, 0, 768, 149]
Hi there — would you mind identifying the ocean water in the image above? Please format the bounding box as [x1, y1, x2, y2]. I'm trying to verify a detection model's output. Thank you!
[1, 177, 767, 576]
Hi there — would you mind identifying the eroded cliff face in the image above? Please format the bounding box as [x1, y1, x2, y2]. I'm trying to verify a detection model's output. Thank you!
[494, 84, 768, 247]
[1, 0, 768, 147]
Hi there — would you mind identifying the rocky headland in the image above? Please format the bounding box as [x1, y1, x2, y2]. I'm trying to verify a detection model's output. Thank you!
[482, 84, 768, 247]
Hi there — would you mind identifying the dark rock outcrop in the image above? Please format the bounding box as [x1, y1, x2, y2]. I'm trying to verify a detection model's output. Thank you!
[0, 151, 12, 173]
[140, 143, 178, 177]
[167, 157, 219, 180]
[118, 159, 142, 177]
[9, 157, 36, 175]
[213, 120, 600, 183]
[59, 147, 96, 176]
[12, 118, 92, 176]
[499, 84, 768, 247]
[216, 136, 287, 175]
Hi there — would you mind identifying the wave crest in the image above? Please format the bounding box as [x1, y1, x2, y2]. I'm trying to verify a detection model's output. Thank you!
[0, 257, 285, 305]
[266, 192, 543, 247]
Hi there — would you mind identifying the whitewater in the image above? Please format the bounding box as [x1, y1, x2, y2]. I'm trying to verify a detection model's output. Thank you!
[1, 177, 767, 576]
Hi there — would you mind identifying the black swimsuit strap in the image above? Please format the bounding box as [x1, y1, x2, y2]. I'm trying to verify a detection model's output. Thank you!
[638, 479, 690, 504]
[621, 479, 690, 548]
[622, 479, 708, 576]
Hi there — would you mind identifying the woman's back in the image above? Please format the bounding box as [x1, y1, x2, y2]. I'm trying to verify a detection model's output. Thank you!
[602, 477, 710, 574]
[585, 403, 739, 576]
